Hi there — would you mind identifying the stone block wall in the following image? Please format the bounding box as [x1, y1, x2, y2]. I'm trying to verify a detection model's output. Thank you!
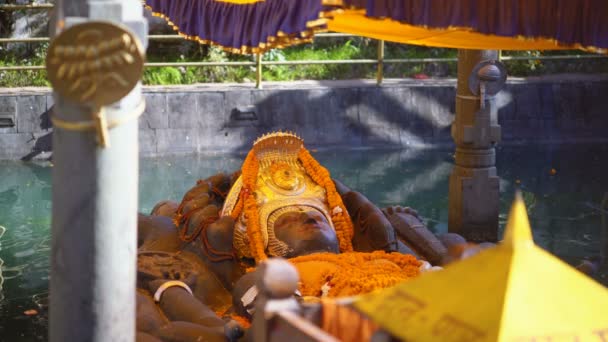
[0, 90, 53, 160]
[0, 76, 607, 160]
[499, 77, 608, 143]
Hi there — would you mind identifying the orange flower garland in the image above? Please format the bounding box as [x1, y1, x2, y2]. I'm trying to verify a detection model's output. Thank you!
[229, 192, 244, 221]
[289, 251, 421, 297]
[238, 150, 267, 262]
[298, 148, 354, 253]
[234, 146, 355, 262]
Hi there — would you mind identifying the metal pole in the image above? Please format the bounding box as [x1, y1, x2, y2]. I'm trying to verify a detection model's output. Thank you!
[256, 52, 263, 89]
[0, 3, 54, 10]
[49, 0, 147, 341]
[377, 40, 385, 85]
[0, 54, 602, 72]
[448, 49, 501, 242]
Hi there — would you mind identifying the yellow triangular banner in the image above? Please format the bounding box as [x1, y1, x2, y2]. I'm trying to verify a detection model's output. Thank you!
[354, 194, 608, 341]
[502, 192, 533, 248]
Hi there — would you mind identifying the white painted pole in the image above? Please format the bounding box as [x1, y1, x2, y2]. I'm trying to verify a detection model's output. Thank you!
[49, 1, 147, 341]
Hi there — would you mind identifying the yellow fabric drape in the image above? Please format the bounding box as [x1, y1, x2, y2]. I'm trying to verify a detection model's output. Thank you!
[354, 195, 608, 341]
[328, 10, 606, 53]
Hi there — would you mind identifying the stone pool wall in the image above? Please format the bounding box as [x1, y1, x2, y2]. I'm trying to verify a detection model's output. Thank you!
[0, 75, 607, 160]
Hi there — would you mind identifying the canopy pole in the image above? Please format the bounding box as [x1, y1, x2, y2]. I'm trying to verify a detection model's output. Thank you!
[376, 40, 385, 85]
[49, 0, 147, 341]
[256, 52, 263, 89]
[448, 49, 502, 242]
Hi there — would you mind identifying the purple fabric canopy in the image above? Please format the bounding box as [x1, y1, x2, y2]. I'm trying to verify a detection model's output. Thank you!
[144, 0, 333, 53]
[343, 0, 608, 50]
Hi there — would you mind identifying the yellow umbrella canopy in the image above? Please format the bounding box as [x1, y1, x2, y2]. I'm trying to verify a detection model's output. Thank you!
[354, 194, 608, 341]
[328, 0, 608, 53]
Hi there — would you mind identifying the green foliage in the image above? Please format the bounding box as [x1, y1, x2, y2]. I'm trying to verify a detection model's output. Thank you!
[0, 37, 606, 87]
[0, 43, 49, 87]
[139, 46, 256, 85]
[263, 39, 373, 81]
[502, 50, 608, 76]
[143, 67, 183, 85]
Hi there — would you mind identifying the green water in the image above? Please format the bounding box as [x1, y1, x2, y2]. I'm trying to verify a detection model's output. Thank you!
[1, 145, 607, 340]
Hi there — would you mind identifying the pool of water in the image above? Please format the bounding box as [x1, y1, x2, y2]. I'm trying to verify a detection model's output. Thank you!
[1, 144, 607, 340]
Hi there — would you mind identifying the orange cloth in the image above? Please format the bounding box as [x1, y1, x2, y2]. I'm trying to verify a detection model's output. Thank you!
[321, 300, 379, 342]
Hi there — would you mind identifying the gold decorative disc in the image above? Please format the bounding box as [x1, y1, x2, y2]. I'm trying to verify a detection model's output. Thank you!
[46, 21, 145, 107]
[270, 162, 300, 190]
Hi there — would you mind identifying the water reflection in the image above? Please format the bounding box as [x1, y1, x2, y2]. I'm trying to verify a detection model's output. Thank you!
[1, 225, 5, 302]
[0, 144, 607, 340]
[0, 161, 52, 341]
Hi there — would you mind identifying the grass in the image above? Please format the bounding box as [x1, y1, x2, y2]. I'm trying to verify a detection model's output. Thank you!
[0, 43, 50, 87]
[0, 38, 607, 87]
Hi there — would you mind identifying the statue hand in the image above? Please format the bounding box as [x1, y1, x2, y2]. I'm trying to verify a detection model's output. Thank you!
[342, 191, 398, 252]
[137, 251, 199, 294]
[383, 206, 448, 265]
[383, 205, 420, 219]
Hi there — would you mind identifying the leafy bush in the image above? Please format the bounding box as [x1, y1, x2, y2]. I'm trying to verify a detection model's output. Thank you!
[0, 36, 606, 87]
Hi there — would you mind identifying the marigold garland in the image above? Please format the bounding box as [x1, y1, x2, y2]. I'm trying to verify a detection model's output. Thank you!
[235, 146, 355, 262]
[298, 148, 354, 252]
[289, 251, 421, 297]
[230, 142, 354, 262]
[230, 193, 245, 221]
[239, 150, 267, 262]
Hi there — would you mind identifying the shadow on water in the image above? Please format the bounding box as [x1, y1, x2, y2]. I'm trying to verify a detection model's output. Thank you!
[1, 144, 608, 340]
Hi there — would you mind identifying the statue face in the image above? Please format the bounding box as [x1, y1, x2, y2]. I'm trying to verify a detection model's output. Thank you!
[272, 206, 339, 258]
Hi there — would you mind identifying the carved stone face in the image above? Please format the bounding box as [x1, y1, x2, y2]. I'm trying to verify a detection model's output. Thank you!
[272, 206, 339, 258]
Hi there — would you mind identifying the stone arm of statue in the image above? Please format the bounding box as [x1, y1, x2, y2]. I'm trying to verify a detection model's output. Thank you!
[145, 172, 245, 291]
[137, 173, 248, 341]
[135, 246, 244, 342]
[333, 179, 454, 266]
[333, 179, 399, 253]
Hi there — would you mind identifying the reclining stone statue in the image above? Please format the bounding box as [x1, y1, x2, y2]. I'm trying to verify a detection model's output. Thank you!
[135, 131, 466, 342]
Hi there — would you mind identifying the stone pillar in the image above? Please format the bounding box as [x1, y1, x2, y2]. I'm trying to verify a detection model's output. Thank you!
[448, 50, 504, 242]
[49, 1, 147, 341]
[252, 259, 301, 341]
